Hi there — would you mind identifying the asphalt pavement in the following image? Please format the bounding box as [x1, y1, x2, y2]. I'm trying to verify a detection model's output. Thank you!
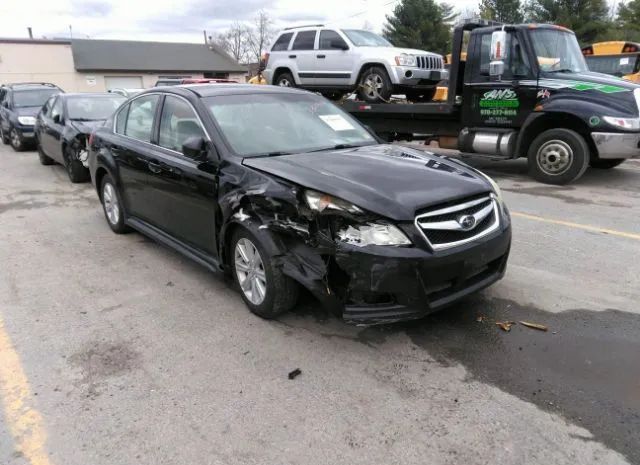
[0, 142, 639, 465]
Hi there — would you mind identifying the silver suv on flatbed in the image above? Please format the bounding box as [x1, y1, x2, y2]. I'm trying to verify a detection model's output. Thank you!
[263, 25, 448, 103]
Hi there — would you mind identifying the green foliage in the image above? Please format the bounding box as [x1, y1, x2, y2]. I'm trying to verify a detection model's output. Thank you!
[617, 0, 640, 41]
[479, 0, 524, 23]
[382, 0, 457, 55]
[525, 0, 613, 44]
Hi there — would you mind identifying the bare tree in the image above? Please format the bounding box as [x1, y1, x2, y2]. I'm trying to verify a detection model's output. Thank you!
[210, 23, 250, 64]
[248, 10, 274, 64]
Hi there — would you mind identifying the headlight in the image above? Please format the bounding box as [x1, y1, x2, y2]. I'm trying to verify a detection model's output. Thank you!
[395, 54, 417, 67]
[475, 170, 503, 203]
[304, 190, 363, 214]
[337, 222, 411, 247]
[603, 116, 640, 130]
[18, 116, 36, 125]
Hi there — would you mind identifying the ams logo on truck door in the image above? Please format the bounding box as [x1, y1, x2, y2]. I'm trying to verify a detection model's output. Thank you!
[479, 89, 520, 123]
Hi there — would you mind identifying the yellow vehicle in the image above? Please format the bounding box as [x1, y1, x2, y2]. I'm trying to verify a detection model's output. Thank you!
[581, 41, 640, 83]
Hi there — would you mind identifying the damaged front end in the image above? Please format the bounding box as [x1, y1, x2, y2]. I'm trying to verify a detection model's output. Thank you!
[219, 165, 511, 325]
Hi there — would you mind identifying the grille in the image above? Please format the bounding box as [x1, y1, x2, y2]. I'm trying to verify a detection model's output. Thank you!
[417, 55, 444, 70]
[415, 195, 499, 250]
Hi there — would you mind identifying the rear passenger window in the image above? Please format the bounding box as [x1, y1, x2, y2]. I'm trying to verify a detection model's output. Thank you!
[292, 31, 317, 50]
[158, 96, 206, 153]
[124, 95, 159, 142]
[272, 33, 293, 51]
[115, 104, 129, 134]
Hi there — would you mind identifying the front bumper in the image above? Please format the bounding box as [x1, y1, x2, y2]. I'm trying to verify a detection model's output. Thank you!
[591, 132, 640, 159]
[333, 222, 511, 325]
[390, 67, 448, 87]
[15, 125, 36, 141]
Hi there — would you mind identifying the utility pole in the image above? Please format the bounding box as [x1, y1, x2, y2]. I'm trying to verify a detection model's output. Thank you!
[69, 25, 73, 39]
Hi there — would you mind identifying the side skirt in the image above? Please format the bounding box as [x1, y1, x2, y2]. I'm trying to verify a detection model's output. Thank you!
[126, 217, 222, 274]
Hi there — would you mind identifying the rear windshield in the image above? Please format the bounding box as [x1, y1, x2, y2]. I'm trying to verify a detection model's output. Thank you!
[13, 89, 59, 108]
[67, 96, 126, 121]
[585, 54, 639, 77]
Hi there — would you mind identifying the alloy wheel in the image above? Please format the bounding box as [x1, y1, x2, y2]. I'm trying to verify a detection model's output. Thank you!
[102, 182, 120, 225]
[363, 73, 384, 99]
[10, 129, 21, 149]
[536, 140, 573, 176]
[278, 78, 292, 87]
[234, 238, 267, 305]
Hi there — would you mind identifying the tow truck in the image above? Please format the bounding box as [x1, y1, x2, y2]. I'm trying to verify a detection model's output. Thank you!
[341, 21, 640, 185]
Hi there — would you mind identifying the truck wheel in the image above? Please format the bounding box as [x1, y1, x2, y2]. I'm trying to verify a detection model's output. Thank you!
[275, 72, 296, 87]
[590, 158, 625, 169]
[357, 66, 393, 103]
[527, 128, 589, 185]
[231, 228, 299, 319]
[406, 88, 437, 103]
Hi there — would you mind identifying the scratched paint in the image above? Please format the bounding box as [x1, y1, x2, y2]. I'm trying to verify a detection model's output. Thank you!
[512, 212, 640, 241]
[0, 317, 54, 465]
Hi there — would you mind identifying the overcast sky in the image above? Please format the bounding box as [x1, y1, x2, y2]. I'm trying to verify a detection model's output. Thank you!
[0, 0, 478, 43]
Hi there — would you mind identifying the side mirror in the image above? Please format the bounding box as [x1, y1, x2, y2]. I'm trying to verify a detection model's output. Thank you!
[182, 136, 207, 160]
[53, 114, 62, 124]
[489, 30, 508, 77]
[332, 40, 349, 51]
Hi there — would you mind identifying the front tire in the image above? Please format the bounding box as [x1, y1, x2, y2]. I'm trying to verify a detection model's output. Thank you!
[100, 175, 130, 234]
[231, 228, 299, 319]
[64, 146, 90, 183]
[527, 128, 590, 185]
[357, 66, 393, 103]
[275, 72, 296, 88]
[9, 127, 24, 151]
[590, 158, 625, 169]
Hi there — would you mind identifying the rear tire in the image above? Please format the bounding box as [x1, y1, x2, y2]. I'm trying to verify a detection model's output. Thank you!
[357, 66, 393, 103]
[590, 158, 625, 169]
[527, 128, 590, 185]
[231, 228, 299, 319]
[274, 72, 296, 88]
[100, 175, 131, 234]
[37, 139, 55, 165]
[64, 146, 90, 183]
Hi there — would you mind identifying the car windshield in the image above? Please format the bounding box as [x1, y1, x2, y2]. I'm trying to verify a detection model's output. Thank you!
[531, 29, 588, 73]
[204, 93, 376, 157]
[13, 89, 59, 108]
[67, 96, 126, 120]
[342, 30, 392, 47]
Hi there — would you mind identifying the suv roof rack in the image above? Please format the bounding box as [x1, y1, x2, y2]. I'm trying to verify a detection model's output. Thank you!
[9, 82, 59, 88]
[284, 24, 325, 31]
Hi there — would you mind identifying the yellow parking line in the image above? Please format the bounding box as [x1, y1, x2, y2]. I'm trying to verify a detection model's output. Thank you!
[512, 212, 640, 241]
[0, 317, 54, 465]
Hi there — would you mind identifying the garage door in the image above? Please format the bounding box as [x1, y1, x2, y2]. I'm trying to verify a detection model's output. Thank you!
[104, 76, 143, 90]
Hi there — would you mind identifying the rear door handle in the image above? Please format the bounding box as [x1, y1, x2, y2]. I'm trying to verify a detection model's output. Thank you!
[317, 54, 326, 59]
[289, 55, 297, 59]
[148, 161, 162, 174]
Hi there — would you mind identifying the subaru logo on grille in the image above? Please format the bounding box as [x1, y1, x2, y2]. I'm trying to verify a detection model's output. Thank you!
[458, 214, 476, 231]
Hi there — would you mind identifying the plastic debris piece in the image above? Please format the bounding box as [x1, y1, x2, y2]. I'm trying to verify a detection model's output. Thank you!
[288, 368, 302, 380]
[520, 321, 548, 332]
[476, 315, 485, 322]
[496, 321, 516, 332]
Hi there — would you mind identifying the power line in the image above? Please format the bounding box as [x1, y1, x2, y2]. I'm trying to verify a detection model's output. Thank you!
[326, 0, 401, 25]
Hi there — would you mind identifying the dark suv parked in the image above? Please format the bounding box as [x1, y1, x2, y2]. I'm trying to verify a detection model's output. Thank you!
[88, 85, 511, 324]
[0, 83, 63, 151]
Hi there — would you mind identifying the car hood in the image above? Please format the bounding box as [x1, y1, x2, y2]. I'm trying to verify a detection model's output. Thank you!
[69, 119, 106, 134]
[243, 145, 491, 221]
[368, 46, 439, 57]
[15, 107, 41, 117]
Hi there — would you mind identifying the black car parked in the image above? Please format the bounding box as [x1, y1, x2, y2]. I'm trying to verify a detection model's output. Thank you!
[88, 85, 511, 324]
[35, 93, 125, 182]
[0, 83, 63, 151]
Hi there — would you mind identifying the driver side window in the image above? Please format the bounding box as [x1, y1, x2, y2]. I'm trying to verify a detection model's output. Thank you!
[50, 98, 63, 122]
[158, 96, 205, 154]
[477, 32, 531, 80]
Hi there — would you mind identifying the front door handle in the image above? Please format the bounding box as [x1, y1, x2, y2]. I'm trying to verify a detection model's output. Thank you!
[317, 54, 326, 59]
[289, 55, 297, 59]
[148, 161, 162, 174]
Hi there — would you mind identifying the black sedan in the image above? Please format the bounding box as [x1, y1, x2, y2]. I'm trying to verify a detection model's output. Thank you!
[88, 85, 511, 324]
[35, 93, 125, 182]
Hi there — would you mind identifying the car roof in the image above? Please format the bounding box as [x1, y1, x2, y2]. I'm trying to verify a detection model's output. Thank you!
[142, 84, 312, 99]
[61, 92, 123, 98]
[3, 83, 60, 91]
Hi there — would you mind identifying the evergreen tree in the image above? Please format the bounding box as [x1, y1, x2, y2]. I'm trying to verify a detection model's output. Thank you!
[526, 0, 612, 44]
[617, 0, 640, 41]
[479, 0, 524, 23]
[383, 0, 457, 55]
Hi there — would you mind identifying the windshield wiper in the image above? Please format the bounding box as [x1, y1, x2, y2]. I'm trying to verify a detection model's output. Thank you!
[70, 118, 102, 121]
[546, 68, 575, 73]
[308, 143, 367, 153]
[253, 151, 294, 158]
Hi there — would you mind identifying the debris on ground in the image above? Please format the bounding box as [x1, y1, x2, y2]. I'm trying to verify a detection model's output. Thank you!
[496, 321, 516, 332]
[520, 321, 549, 332]
[288, 368, 302, 380]
[476, 315, 485, 323]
